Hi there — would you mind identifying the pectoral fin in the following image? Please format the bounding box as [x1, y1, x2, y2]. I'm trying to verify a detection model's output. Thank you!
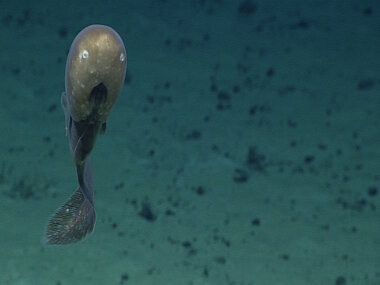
[61, 92, 72, 136]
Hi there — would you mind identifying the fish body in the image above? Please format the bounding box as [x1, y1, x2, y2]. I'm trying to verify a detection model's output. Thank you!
[44, 25, 126, 245]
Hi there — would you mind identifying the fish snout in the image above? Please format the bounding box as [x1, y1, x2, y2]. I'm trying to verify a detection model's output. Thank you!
[65, 24, 127, 122]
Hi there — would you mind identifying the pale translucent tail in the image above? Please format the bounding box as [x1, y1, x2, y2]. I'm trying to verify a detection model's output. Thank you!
[44, 188, 95, 245]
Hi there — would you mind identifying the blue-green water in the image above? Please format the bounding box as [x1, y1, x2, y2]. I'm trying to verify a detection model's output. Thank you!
[0, 0, 379, 284]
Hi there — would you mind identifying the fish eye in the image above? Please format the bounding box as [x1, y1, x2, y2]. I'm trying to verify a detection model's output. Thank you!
[120, 52, 125, 62]
[80, 50, 89, 60]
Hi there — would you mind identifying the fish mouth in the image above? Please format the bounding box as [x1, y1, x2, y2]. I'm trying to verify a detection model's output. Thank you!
[90, 82, 108, 106]
[88, 82, 108, 122]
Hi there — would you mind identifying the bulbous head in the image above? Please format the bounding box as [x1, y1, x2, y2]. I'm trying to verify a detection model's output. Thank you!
[65, 24, 127, 122]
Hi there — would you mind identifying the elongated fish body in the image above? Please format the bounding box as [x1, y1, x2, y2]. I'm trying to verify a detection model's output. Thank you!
[44, 25, 127, 245]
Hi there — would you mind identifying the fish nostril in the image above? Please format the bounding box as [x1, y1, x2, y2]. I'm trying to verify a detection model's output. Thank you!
[89, 82, 108, 106]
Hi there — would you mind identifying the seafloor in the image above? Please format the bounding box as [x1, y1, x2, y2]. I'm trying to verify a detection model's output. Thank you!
[0, 0, 379, 284]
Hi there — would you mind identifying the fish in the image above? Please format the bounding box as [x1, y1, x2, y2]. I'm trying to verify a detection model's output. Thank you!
[44, 25, 127, 245]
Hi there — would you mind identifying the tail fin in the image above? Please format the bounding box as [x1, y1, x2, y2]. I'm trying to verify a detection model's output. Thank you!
[44, 188, 96, 245]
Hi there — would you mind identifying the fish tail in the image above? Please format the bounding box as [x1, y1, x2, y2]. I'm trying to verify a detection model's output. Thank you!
[43, 187, 95, 245]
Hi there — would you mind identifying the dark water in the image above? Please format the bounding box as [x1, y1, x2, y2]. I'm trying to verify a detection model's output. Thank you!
[0, 0, 379, 284]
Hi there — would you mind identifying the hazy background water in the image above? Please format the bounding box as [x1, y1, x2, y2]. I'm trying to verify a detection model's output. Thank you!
[0, 0, 379, 284]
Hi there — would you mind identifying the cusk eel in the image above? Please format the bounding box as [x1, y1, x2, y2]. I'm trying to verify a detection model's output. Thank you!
[44, 25, 127, 245]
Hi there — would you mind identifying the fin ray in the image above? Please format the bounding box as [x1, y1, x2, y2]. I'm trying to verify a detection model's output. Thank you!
[44, 188, 95, 245]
